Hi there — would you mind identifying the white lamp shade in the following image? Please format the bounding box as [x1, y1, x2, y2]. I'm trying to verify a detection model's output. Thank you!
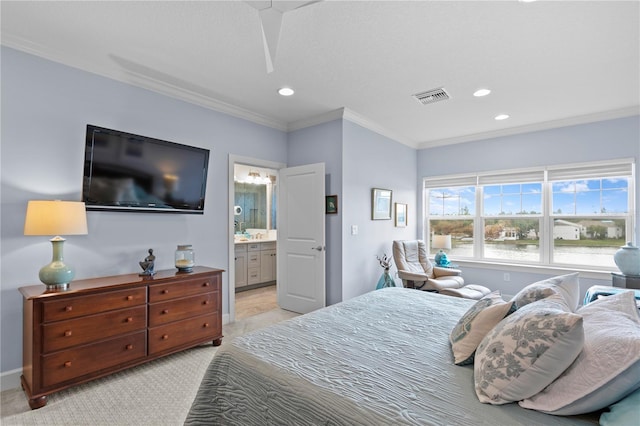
[431, 234, 452, 250]
[24, 200, 88, 236]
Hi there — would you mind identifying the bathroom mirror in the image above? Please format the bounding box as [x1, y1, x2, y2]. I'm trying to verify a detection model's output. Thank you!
[234, 165, 277, 234]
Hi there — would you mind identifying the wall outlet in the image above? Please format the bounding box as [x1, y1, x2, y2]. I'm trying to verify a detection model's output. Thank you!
[351, 225, 358, 235]
[503, 273, 510, 282]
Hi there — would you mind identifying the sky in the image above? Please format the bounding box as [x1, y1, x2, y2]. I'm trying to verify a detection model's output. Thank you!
[429, 178, 629, 216]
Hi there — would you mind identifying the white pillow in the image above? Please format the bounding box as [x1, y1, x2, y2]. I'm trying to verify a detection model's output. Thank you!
[520, 291, 640, 415]
[450, 291, 515, 365]
[511, 272, 580, 311]
[474, 293, 584, 405]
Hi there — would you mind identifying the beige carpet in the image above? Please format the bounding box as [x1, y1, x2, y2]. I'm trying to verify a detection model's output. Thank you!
[0, 307, 298, 425]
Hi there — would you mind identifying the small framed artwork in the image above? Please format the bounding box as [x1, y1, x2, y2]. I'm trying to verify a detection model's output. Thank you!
[326, 195, 338, 214]
[395, 203, 407, 227]
[371, 188, 392, 220]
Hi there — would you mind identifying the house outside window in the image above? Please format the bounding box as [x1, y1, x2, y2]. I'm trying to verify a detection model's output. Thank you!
[424, 160, 635, 270]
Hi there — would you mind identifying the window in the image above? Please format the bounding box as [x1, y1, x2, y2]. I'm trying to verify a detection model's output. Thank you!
[424, 160, 635, 270]
[427, 183, 476, 259]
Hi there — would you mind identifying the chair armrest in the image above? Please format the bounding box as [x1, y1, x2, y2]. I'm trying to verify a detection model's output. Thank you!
[397, 270, 429, 281]
[433, 266, 462, 277]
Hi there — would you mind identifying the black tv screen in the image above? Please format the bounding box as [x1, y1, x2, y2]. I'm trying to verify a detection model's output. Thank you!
[82, 125, 210, 214]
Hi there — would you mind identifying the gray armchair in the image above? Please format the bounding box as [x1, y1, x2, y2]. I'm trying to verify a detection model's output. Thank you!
[392, 240, 490, 299]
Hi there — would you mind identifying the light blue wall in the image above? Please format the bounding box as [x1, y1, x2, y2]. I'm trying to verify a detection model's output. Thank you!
[417, 115, 640, 296]
[1, 46, 288, 375]
[342, 120, 418, 300]
[288, 119, 420, 304]
[3, 44, 637, 384]
[287, 119, 344, 305]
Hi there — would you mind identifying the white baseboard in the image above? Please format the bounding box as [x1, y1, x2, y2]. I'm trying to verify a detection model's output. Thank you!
[1, 368, 21, 392]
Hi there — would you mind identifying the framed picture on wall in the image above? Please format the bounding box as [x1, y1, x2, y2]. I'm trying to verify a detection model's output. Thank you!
[326, 195, 338, 214]
[371, 188, 392, 220]
[395, 203, 407, 227]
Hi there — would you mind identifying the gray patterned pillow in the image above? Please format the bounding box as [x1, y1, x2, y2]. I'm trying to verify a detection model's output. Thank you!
[520, 291, 640, 415]
[474, 293, 584, 405]
[450, 291, 515, 365]
[511, 272, 580, 311]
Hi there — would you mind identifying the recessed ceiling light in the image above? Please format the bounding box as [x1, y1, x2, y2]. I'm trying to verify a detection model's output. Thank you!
[473, 89, 491, 97]
[494, 114, 510, 121]
[278, 87, 294, 96]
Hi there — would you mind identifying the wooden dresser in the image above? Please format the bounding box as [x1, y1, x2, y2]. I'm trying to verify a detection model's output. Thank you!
[19, 266, 223, 409]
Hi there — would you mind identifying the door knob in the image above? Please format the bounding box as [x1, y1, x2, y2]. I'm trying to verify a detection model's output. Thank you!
[312, 246, 325, 252]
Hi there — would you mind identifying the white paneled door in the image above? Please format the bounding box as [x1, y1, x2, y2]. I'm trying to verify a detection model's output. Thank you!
[277, 163, 326, 314]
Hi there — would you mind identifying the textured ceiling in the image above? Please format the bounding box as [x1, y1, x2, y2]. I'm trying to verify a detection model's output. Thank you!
[2, 0, 639, 148]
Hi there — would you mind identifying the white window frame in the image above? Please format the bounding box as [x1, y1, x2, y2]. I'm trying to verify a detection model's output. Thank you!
[424, 159, 636, 272]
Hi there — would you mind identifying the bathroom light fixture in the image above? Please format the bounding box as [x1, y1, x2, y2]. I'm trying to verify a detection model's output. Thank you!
[473, 89, 491, 97]
[278, 87, 294, 96]
[494, 114, 510, 121]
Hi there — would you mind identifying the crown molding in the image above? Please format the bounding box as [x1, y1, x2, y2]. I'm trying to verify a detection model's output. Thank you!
[287, 108, 419, 148]
[417, 106, 640, 150]
[2, 37, 288, 132]
[287, 109, 345, 132]
[4, 37, 636, 149]
[341, 108, 418, 148]
[115, 66, 288, 131]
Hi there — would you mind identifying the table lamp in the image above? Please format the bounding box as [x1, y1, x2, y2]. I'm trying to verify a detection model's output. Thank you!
[432, 235, 452, 266]
[24, 200, 88, 291]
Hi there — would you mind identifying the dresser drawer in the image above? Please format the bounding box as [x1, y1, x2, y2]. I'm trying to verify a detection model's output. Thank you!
[247, 243, 261, 252]
[41, 331, 146, 388]
[148, 274, 220, 303]
[42, 306, 146, 353]
[42, 287, 146, 322]
[148, 293, 217, 327]
[148, 313, 219, 355]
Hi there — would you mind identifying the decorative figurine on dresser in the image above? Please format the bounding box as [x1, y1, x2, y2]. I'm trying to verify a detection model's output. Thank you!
[19, 266, 224, 409]
[139, 248, 156, 276]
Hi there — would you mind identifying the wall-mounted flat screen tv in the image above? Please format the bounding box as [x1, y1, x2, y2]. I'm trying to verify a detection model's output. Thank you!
[82, 125, 210, 214]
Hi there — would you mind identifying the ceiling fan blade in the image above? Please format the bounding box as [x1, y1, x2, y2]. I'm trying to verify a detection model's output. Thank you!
[258, 7, 283, 74]
[245, 0, 323, 73]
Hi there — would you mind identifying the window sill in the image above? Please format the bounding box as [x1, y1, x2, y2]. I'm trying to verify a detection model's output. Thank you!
[451, 259, 614, 281]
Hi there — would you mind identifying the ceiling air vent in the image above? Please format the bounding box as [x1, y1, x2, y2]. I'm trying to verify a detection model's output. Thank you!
[412, 87, 450, 105]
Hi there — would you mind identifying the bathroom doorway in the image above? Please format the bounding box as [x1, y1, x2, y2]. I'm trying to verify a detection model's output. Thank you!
[228, 156, 284, 322]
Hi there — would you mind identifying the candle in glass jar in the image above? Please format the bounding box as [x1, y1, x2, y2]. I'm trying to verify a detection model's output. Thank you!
[175, 245, 195, 271]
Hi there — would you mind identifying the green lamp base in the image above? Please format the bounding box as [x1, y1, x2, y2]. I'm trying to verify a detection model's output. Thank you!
[39, 238, 75, 291]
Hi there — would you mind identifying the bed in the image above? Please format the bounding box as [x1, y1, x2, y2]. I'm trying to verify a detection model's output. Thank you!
[185, 287, 607, 425]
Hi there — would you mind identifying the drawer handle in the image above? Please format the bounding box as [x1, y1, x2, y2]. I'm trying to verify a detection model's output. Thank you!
[64, 330, 72, 337]
[65, 306, 73, 312]
[64, 361, 72, 368]
[202, 282, 210, 287]
[126, 295, 133, 301]
[126, 317, 133, 323]
[162, 309, 169, 314]
[162, 289, 169, 294]
[203, 300, 210, 305]
[126, 344, 133, 350]
[162, 334, 169, 340]
[203, 323, 209, 328]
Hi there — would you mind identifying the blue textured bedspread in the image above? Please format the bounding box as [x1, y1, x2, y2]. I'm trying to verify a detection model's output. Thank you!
[185, 288, 597, 425]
